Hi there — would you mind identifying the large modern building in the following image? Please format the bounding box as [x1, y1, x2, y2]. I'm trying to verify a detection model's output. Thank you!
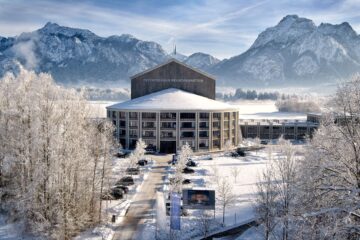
[107, 59, 240, 153]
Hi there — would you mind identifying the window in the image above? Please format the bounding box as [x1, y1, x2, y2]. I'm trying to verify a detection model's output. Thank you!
[161, 112, 176, 119]
[181, 131, 195, 138]
[213, 139, 220, 148]
[129, 112, 138, 119]
[142, 112, 156, 119]
[213, 121, 220, 128]
[213, 113, 221, 119]
[161, 131, 175, 138]
[129, 130, 137, 137]
[199, 139, 209, 148]
[200, 113, 209, 119]
[142, 130, 155, 137]
[181, 122, 194, 128]
[142, 121, 155, 128]
[199, 122, 209, 128]
[180, 112, 195, 119]
[199, 131, 208, 138]
[112, 111, 116, 118]
[120, 120, 126, 127]
[107, 111, 111, 118]
[213, 130, 220, 138]
[119, 129, 126, 136]
[119, 112, 126, 119]
[161, 122, 176, 128]
[129, 121, 138, 127]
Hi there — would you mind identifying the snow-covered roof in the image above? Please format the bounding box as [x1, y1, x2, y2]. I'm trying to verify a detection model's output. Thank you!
[130, 58, 216, 80]
[107, 88, 237, 111]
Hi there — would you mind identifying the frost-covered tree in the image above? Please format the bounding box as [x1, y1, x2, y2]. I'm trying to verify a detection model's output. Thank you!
[216, 177, 236, 226]
[231, 167, 241, 183]
[224, 140, 233, 155]
[0, 67, 115, 239]
[170, 143, 193, 193]
[294, 76, 360, 239]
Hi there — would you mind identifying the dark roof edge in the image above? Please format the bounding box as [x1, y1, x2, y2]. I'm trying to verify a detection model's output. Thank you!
[130, 58, 216, 80]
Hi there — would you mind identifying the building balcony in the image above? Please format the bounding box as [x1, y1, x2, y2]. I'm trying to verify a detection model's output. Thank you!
[142, 136, 156, 139]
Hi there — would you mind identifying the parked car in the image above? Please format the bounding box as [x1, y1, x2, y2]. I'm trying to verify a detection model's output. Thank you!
[182, 179, 191, 184]
[230, 152, 240, 157]
[126, 167, 140, 175]
[169, 178, 192, 185]
[236, 149, 246, 157]
[116, 176, 134, 186]
[145, 144, 156, 154]
[101, 187, 124, 200]
[114, 185, 129, 194]
[182, 167, 195, 174]
[186, 160, 198, 167]
[260, 140, 268, 145]
[110, 187, 124, 199]
[137, 159, 148, 166]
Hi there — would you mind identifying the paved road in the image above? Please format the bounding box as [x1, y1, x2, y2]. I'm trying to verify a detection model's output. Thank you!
[112, 155, 170, 240]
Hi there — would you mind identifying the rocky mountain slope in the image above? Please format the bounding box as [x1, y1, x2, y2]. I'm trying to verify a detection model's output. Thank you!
[211, 15, 360, 87]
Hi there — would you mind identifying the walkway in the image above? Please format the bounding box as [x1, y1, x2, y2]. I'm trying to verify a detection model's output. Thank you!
[112, 155, 170, 240]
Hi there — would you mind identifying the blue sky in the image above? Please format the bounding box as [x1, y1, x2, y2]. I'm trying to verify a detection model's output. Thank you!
[1, 0, 360, 59]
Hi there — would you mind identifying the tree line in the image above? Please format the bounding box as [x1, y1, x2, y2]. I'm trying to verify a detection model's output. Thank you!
[217, 88, 281, 101]
[0, 67, 116, 239]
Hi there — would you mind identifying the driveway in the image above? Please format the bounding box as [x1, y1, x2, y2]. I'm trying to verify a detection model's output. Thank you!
[112, 154, 170, 240]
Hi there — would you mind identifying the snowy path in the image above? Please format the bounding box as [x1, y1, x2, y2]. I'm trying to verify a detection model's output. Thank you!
[112, 155, 170, 240]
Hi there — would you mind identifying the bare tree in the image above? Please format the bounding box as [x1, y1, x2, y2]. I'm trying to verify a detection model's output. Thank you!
[198, 210, 213, 237]
[224, 140, 233, 155]
[231, 167, 241, 183]
[216, 177, 237, 226]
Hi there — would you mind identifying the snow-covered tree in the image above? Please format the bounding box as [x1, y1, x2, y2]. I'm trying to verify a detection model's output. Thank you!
[231, 167, 241, 183]
[0, 67, 115, 239]
[224, 140, 233, 155]
[294, 76, 360, 239]
[216, 177, 236, 226]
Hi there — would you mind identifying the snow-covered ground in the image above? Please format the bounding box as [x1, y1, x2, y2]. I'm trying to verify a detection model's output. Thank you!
[141, 144, 304, 239]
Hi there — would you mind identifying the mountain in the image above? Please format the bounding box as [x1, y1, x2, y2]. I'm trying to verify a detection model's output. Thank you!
[184, 52, 220, 71]
[0, 23, 170, 85]
[210, 15, 360, 87]
[0, 23, 218, 85]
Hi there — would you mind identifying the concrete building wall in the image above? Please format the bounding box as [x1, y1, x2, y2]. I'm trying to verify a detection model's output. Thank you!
[107, 109, 238, 153]
[131, 60, 216, 99]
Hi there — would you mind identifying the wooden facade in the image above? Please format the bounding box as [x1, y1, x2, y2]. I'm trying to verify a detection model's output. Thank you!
[131, 59, 216, 99]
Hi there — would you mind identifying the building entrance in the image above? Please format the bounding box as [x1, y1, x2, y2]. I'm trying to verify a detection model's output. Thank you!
[160, 141, 177, 153]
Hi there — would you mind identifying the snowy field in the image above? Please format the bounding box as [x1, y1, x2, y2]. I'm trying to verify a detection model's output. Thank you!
[140, 144, 304, 239]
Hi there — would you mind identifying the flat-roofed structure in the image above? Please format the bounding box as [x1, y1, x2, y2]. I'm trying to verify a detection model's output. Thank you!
[107, 59, 240, 153]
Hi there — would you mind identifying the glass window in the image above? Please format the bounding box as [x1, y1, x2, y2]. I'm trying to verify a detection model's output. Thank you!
[160, 112, 176, 119]
[129, 112, 138, 119]
[142, 112, 156, 119]
[119, 112, 126, 119]
[199, 113, 209, 119]
[180, 113, 195, 119]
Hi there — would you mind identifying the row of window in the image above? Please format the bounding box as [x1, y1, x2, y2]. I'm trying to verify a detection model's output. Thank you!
[113, 120, 235, 129]
[108, 111, 237, 120]
[120, 129, 234, 139]
[118, 138, 229, 149]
